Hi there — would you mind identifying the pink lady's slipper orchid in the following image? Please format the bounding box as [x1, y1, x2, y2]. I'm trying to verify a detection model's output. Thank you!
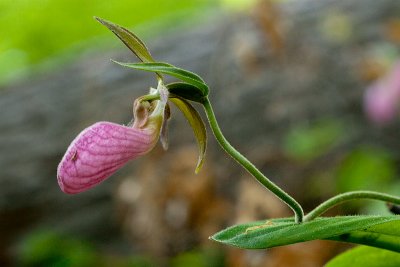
[57, 87, 168, 194]
[364, 62, 400, 125]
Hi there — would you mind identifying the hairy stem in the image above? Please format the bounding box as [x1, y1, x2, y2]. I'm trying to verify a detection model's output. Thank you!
[304, 191, 400, 221]
[202, 97, 304, 223]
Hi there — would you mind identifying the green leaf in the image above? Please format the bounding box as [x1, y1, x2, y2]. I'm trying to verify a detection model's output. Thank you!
[167, 82, 206, 103]
[210, 216, 400, 251]
[113, 61, 209, 96]
[326, 246, 400, 267]
[169, 97, 207, 173]
[95, 17, 154, 63]
[327, 219, 400, 252]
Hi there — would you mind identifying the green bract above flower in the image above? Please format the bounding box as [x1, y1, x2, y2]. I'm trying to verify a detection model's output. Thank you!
[94, 17, 155, 63]
[112, 61, 209, 99]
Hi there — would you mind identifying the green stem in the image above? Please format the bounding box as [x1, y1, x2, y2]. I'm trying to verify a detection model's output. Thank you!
[202, 97, 304, 223]
[304, 191, 400, 222]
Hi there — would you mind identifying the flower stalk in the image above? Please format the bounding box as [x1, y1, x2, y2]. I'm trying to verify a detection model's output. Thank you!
[304, 191, 400, 222]
[201, 97, 304, 223]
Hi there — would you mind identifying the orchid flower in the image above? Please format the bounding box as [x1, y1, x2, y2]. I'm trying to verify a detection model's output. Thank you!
[364, 62, 400, 125]
[57, 85, 169, 194]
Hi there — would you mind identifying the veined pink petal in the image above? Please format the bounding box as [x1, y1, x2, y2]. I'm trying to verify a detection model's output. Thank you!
[57, 121, 159, 194]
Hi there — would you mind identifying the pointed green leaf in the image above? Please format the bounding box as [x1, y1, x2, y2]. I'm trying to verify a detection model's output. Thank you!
[113, 61, 209, 96]
[211, 216, 400, 251]
[326, 246, 400, 267]
[166, 82, 206, 103]
[95, 17, 154, 63]
[170, 97, 207, 173]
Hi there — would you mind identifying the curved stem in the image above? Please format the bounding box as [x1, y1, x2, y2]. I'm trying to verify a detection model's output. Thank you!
[304, 191, 400, 222]
[202, 97, 304, 223]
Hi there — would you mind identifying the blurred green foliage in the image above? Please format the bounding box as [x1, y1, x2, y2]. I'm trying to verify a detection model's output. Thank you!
[121, 256, 157, 267]
[17, 230, 159, 267]
[0, 0, 215, 85]
[283, 119, 345, 161]
[17, 230, 225, 267]
[18, 231, 99, 267]
[336, 146, 396, 192]
[170, 248, 225, 267]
